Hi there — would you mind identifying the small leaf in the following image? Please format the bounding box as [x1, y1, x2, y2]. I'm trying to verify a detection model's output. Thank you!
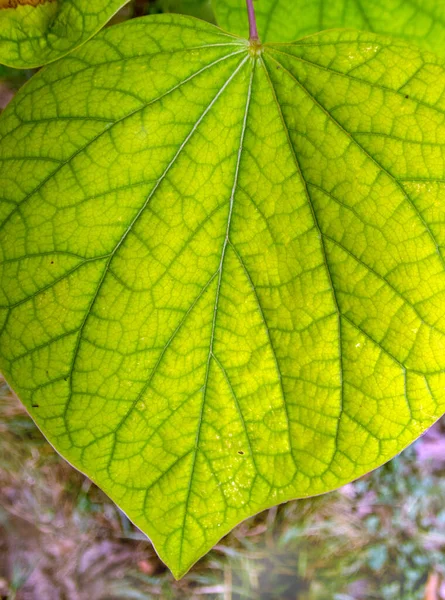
[1, 14, 445, 577]
[214, 0, 445, 56]
[0, 0, 130, 68]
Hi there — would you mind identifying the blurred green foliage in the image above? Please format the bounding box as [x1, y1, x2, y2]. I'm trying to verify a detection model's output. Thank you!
[148, 0, 215, 21]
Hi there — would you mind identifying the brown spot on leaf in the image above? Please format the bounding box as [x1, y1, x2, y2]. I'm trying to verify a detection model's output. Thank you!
[0, 0, 55, 9]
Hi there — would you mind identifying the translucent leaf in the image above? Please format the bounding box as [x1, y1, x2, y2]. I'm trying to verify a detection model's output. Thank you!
[1, 14, 445, 577]
[214, 0, 445, 56]
[0, 0, 129, 68]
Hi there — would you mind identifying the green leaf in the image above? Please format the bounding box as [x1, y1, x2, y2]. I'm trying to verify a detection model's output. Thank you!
[1, 14, 445, 578]
[0, 0, 129, 69]
[213, 0, 445, 56]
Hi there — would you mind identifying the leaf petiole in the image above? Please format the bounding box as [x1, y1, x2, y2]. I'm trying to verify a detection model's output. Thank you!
[246, 0, 259, 41]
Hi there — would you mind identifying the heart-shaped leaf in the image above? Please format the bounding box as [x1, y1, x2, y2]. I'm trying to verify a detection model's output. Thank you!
[1, 14, 445, 577]
[0, 0, 129, 68]
[214, 0, 445, 56]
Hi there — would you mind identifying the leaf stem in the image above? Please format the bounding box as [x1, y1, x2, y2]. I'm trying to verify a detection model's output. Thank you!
[246, 0, 259, 42]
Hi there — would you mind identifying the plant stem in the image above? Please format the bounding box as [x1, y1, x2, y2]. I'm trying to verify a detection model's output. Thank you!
[246, 0, 259, 41]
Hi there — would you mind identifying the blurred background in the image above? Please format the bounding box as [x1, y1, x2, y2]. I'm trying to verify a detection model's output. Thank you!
[1, 1, 445, 598]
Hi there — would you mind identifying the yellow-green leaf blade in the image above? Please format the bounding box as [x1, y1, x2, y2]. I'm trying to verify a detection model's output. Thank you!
[214, 0, 445, 56]
[0, 0, 130, 68]
[1, 16, 445, 578]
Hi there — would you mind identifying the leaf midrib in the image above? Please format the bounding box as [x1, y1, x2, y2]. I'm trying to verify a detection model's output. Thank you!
[177, 56, 254, 572]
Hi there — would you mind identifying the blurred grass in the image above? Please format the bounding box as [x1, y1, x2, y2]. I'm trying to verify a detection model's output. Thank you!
[1, 1, 445, 598]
